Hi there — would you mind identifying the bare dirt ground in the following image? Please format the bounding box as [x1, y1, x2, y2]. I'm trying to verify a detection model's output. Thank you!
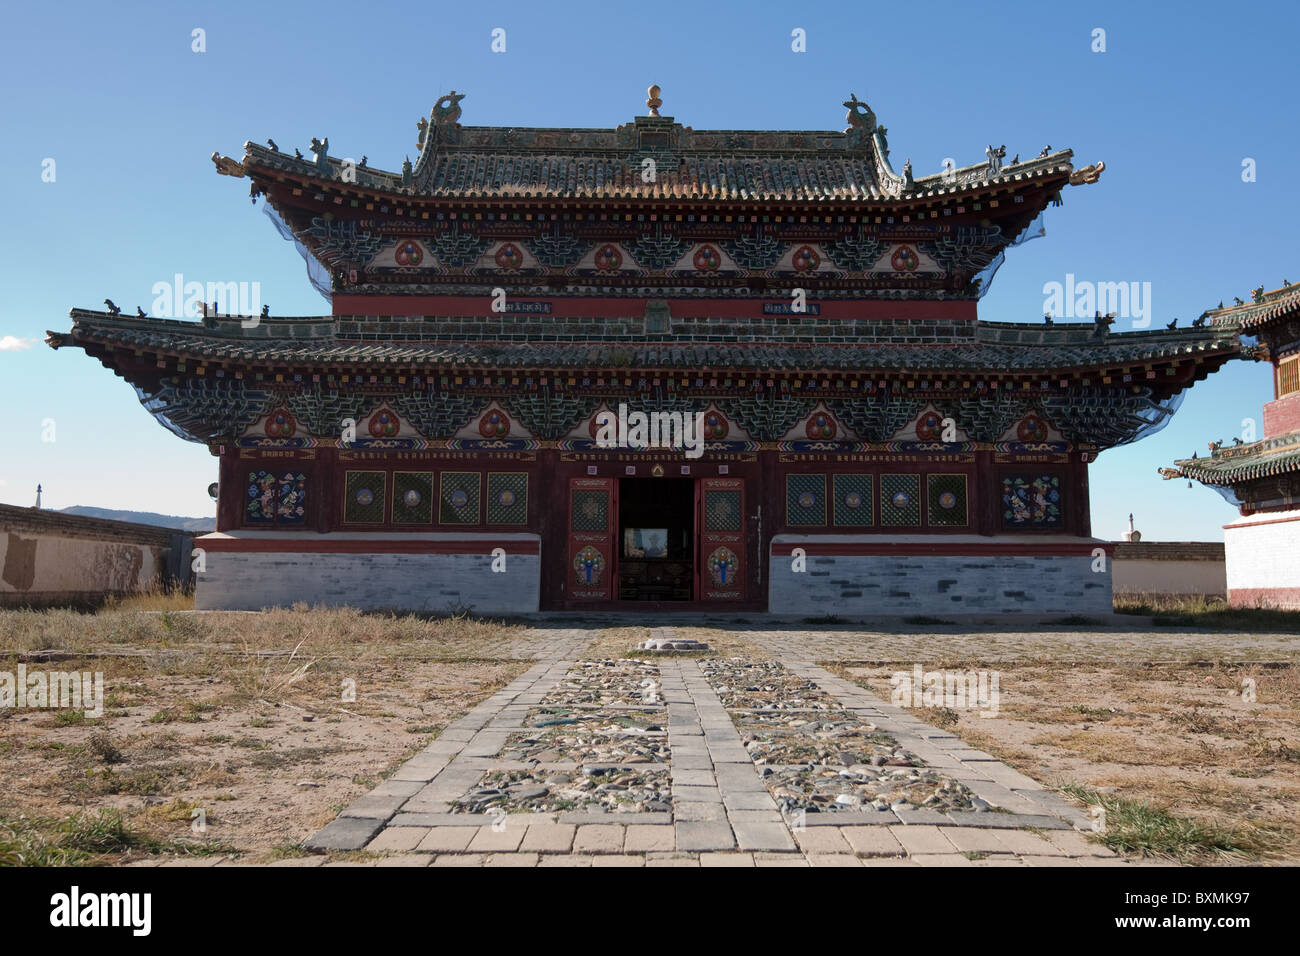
[0, 607, 531, 864]
[830, 660, 1300, 863]
[5, 601, 1300, 865]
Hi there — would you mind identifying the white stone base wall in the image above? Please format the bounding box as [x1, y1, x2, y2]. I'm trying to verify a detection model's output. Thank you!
[767, 535, 1112, 617]
[194, 534, 540, 614]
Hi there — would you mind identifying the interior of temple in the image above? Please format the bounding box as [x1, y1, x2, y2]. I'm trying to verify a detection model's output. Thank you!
[617, 477, 694, 601]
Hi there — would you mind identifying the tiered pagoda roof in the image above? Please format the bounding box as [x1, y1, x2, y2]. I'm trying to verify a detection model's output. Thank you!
[47, 305, 1244, 452]
[206, 88, 1104, 303]
[1207, 281, 1300, 332]
[235, 90, 1079, 207]
[50, 87, 1240, 455]
[1163, 281, 1300, 500]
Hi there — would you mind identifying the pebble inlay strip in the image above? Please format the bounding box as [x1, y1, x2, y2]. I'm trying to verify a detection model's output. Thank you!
[700, 658, 979, 815]
[293, 628, 1142, 865]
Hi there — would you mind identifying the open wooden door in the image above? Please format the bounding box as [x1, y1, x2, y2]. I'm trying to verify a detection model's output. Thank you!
[567, 476, 617, 602]
[696, 476, 745, 602]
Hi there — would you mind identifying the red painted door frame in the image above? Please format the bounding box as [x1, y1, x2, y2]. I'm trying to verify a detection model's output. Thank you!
[565, 476, 618, 603]
[696, 476, 746, 603]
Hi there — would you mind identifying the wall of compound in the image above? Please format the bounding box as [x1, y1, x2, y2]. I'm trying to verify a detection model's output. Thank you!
[1224, 510, 1300, 607]
[0, 505, 184, 606]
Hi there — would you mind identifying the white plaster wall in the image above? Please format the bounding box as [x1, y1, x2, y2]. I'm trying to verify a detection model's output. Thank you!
[0, 530, 164, 598]
[1112, 559, 1226, 596]
[1225, 510, 1300, 591]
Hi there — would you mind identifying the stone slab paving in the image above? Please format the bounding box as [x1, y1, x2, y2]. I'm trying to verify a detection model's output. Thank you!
[271, 627, 1166, 867]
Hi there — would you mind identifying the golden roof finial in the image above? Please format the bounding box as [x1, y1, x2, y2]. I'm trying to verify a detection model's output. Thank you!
[646, 84, 662, 117]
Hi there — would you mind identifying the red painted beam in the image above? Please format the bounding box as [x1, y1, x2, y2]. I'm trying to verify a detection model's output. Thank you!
[199, 537, 539, 555]
[769, 541, 1114, 557]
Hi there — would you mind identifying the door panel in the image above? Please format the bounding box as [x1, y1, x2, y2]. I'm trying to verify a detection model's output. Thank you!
[567, 477, 617, 601]
[697, 477, 745, 601]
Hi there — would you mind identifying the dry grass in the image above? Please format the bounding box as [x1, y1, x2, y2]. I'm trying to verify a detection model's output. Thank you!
[101, 584, 195, 613]
[0, 606, 536, 864]
[0, 604, 528, 658]
[828, 660, 1300, 863]
[1116, 593, 1300, 633]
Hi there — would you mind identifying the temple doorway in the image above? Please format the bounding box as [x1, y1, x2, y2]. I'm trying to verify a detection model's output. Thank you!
[616, 477, 694, 601]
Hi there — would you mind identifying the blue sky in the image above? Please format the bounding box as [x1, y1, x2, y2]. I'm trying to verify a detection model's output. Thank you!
[1, 0, 1296, 539]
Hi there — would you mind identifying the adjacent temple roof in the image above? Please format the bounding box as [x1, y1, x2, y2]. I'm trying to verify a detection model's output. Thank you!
[1164, 433, 1300, 487]
[50, 308, 1240, 377]
[1161, 280, 1300, 494]
[229, 87, 1093, 207]
[1207, 281, 1300, 332]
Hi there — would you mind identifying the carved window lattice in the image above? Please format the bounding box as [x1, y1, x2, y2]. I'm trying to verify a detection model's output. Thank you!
[880, 474, 921, 527]
[786, 474, 826, 526]
[487, 473, 528, 525]
[832, 474, 874, 527]
[1278, 355, 1300, 398]
[439, 472, 482, 525]
[927, 474, 969, 527]
[704, 490, 742, 532]
[571, 489, 609, 532]
[392, 472, 434, 525]
[344, 471, 387, 524]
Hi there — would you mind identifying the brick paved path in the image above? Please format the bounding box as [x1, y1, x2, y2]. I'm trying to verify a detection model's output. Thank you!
[282, 626, 1158, 868]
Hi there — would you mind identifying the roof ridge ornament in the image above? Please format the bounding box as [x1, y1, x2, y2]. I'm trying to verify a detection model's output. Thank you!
[211, 152, 246, 178]
[646, 84, 662, 117]
[309, 137, 329, 174]
[1069, 161, 1105, 185]
[843, 93, 875, 132]
[986, 144, 1006, 177]
[434, 91, 465, 126]
[417, 91, 465, 157]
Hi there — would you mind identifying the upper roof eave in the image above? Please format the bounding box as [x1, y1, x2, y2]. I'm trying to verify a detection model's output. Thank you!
[50, 308, 1244, 378]
[1167, 433, 1300, 486]
[1206, 282, 1300, 330]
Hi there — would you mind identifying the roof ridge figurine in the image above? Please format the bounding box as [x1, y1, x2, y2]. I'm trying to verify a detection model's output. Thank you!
[434, 91, 465, 126]
[1069, 161, 1105, 185]
[842, 93, 875, 132]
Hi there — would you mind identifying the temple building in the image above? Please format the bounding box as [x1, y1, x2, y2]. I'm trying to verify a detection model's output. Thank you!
[49, 88, 1242, 615]
[1161, 283, 1300, 608]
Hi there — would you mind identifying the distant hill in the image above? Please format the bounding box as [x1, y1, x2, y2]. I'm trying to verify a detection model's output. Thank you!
[58, 506, 216, 532]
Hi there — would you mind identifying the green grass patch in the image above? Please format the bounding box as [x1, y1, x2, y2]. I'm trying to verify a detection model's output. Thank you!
[1060, 783, 1267, 861]
[0, 810, 233, 866]
[1067, 705, 1117, 720]
[265, 840, 311, 861]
